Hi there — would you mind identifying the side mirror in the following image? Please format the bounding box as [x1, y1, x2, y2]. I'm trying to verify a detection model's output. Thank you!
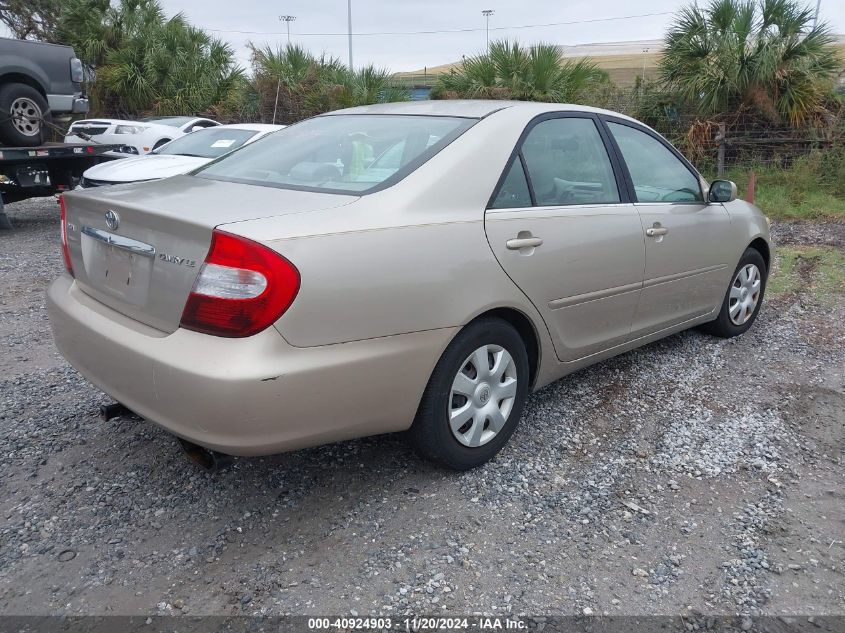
[709, 179, 737, 203]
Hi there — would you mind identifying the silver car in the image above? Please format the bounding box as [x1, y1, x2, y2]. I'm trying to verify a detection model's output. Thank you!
[47, 101, 770, 470]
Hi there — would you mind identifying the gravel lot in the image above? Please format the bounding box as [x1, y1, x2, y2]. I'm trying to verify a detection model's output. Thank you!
[1, 198, 843, 618]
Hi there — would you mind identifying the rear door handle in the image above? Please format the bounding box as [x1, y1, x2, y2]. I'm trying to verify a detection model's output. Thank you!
[506, 237, 544, 250]
[646, 227, 669, 237]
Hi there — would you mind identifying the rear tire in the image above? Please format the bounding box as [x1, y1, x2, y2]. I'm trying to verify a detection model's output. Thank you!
[701, 247, 767, 338]
[0, 83, 50, 146]
[409, 318, 530, 470]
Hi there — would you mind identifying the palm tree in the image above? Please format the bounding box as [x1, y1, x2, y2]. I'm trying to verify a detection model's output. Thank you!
[433, 40, 608, 102]
[250, 44, 408, 122]
[311, 64, 409, 111]
[54, 0, 241, 117]
[250, 44, 334, 122]
[251, 44, 317, 94]
[661, 0, 840, 125]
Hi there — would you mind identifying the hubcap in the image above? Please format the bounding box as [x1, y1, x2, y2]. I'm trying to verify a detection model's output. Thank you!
[10, 97, 42, 137]
[728, 263, 761, 325]
[449, 344, 518, 448]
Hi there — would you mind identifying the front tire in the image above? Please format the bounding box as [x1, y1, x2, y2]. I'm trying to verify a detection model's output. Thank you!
[702, 247, 767, 338]
[409, 318, 530, 470]
[0, 83, 50, 146]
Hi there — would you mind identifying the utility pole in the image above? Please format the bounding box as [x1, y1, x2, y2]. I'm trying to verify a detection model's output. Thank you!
[279, 15, 296, 44]
[482, 10, 494, 53]
[813, 0, 821, 29]
[347, 0, 353, 70]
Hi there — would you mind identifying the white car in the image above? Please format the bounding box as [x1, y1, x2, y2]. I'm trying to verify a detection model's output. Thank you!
[78, 124, 283, 188]
[65, 115, 221, 155]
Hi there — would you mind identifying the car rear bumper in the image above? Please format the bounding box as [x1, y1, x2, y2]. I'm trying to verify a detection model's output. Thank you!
[47, 274, 455, 456]
[47, 93, 89, 114]
[72, 97, 89, 114]
[65, 133, 143, 154]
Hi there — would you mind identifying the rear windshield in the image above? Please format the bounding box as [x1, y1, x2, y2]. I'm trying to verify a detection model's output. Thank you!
[155, 128, 259, 158]
[195, 114, 476, 194]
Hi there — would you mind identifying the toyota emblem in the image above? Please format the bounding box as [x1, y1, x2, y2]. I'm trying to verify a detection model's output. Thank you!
[105, 209, 120, 231]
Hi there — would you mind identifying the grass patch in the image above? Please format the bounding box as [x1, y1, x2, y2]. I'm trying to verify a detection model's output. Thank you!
[768, 246, 845, 299]
[720, 149, 845, 221]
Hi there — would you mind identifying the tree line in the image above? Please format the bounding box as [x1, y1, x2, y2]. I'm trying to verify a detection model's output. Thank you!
[2, 0, 841, 130]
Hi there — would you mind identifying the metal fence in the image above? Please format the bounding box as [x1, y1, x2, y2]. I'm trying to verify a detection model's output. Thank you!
[388, 75, 845, 176]
[645, 115, 845, 177]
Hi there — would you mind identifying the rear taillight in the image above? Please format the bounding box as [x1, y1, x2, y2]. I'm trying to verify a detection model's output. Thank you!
[70, 58, 84, 83]
[179, 229, 300, 338]
[59, 196, 74, 276]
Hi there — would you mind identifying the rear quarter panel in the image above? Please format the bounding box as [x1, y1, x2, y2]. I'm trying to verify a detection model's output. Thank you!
[262, 219, 536, 347]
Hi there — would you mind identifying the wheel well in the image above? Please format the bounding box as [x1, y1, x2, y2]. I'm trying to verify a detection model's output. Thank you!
[153, 138, 171, 148]
[0, 73, 47, 98]
[469, 308, 540, 388]
[749, 238, 770, 272]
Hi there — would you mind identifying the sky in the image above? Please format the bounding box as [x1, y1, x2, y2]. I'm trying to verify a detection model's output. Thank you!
[153, 0, 845, 73]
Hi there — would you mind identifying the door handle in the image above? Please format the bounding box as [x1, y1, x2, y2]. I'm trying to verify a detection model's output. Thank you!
[506, 236, 544, 250]
[646, 226, 669, 237]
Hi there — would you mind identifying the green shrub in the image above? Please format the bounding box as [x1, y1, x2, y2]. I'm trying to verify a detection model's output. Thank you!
[721, 148, 845, 220]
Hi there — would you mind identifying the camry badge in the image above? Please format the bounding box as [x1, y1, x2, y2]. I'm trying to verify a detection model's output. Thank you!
[105, 209, 120, 231]
[158, 252, 196, 267]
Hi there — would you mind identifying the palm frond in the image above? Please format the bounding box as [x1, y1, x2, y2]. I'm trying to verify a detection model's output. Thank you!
[660, 0, 841, 122]
[432, 39, 608, 103]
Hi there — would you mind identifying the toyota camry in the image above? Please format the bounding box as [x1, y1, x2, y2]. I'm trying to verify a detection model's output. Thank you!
[48, 101, 771, 470]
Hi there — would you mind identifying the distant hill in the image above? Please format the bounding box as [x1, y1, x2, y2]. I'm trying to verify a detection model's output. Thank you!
[396, 36, 845, 89]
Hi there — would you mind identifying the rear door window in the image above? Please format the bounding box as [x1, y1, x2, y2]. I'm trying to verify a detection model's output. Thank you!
[490, 158, 532, 209]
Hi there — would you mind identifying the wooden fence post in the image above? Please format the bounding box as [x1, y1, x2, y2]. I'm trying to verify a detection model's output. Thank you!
[716, 122, 726, 177]
[745, 170, 756, 204]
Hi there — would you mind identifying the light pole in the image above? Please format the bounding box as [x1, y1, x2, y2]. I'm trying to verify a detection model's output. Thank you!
[347, 0, 353, 70]
[279, 15, 295, 44]
[482, 10, 494, 53]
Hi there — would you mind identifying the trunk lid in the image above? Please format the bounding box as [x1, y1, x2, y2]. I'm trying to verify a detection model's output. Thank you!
[63, 175, 356, 333]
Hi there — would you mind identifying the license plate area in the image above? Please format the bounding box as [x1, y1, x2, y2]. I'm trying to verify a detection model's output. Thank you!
[80, 227, 155, 306]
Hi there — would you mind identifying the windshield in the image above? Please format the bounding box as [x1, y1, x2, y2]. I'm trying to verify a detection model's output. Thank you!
[155, 128, 260, 158]
[195, 114, 476, 194]
[140, 116, 194, 127]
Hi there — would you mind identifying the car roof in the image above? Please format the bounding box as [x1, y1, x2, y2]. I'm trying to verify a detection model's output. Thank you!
[324, 100, 642, 123]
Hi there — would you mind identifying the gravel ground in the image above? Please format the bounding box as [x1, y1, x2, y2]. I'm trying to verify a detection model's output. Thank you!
[770, 220, 845, 249]
[0, 198, 843, 618]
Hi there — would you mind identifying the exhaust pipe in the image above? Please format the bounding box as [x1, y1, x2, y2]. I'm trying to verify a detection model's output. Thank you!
[177, 438, 233, 472]
[100, 401, 133, 422]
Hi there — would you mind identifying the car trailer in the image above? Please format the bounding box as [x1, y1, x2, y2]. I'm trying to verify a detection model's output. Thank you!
[0, 142, 118, 230]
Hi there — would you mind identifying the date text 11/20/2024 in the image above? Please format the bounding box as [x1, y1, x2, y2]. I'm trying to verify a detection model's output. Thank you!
[307, 617, 528, 631]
